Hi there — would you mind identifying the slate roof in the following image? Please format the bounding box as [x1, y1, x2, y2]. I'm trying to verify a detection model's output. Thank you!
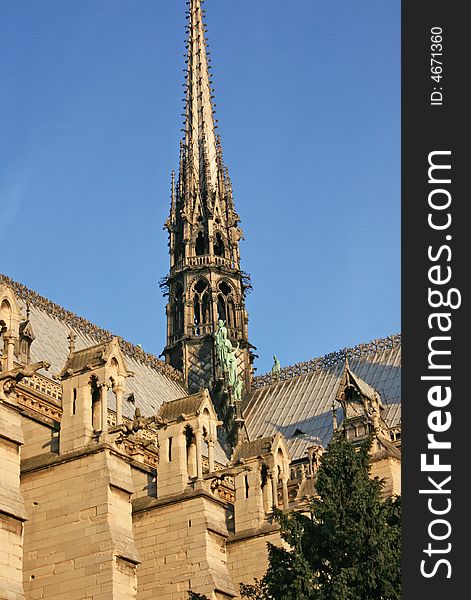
[25, 302, 189, 419]
[2, 275, 401, 467]
[158, 391, 208, 422]
[231, 436, 276, 462]
[59, 342, 109, 377]
[242, 340, 401, 461]
[1, 275, 187, 421]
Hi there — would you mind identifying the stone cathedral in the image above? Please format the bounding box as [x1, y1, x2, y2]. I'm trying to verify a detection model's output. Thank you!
[0, 2, 401, 599]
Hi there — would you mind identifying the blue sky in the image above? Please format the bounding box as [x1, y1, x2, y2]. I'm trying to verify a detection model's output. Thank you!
[0, 0, 400, 375]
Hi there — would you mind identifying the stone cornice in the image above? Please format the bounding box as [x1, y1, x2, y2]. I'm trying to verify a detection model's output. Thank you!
[16, 384, 62, 425]
[20, 442, 128, 475]
[132, 486, 229, 515]
[226, 522, 280, 544]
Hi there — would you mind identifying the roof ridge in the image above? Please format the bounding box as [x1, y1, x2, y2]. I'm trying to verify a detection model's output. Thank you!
[252, 334, 401, 389]
[0, 273, 185, 385]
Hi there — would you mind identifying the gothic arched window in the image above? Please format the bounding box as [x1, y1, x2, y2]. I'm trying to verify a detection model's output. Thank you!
[193, 279, 210, 329]
[214, 232, 225, 257]
[172, 284, 184, 337]
[217, 281, 236, 328]
[195, 231, 206, 256]
[185, 424, 196, 478]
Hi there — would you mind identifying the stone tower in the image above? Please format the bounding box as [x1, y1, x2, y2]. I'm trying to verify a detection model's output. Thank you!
[163, 0, 253, 417]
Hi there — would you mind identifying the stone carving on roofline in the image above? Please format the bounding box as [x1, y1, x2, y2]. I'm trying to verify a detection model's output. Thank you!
[0, 361, 51, 401]
[252, 333, 401, 388]
[114, 407, 162, 465]
[117, 407, 165, 440]
[208, 463, 251, 494]
[306, 443, 325, 476]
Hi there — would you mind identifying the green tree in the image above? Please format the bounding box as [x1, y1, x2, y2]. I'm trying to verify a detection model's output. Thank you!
[240, 436, 401, 600]
[187, 592, 209, 600]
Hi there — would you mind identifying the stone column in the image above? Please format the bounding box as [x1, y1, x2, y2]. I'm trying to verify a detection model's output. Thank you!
[282, 477, 289, 510]
[114, 384, 124, 425]
[100, 383, 108, 435]
[300, 463, 306, 482]
[4, 330, 17, 371]
[195, 428, 203, 481]
[0, 379, 27, 599]
[207, 434, 215, 473]
[268, 468, 278, 510]
[263, 471, 273, 513]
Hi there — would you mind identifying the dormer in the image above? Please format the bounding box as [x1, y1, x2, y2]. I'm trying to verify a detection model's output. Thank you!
[57, 335, 133, 453]
[335, 358, 387, 441]
[156, 389, 220, 497]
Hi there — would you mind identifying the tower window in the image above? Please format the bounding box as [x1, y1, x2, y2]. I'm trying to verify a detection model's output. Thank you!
[172, 285, 184, 336]
[193, 280, 210, 328]
[214, 232, 225, 257]
[217, 281, 236, 328]
[195, 231, 206, 256]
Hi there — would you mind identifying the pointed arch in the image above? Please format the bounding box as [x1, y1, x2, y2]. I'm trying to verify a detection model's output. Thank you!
[171, 283, 184, 337]
[192, 278, 211, 330]
[214, 231, 226, 257]
[217, 280, 237, 328]
[195, 230, 206, 256]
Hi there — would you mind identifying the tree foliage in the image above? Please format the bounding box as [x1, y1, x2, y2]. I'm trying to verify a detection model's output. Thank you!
[240, 436, 401, 600]
[187, 592, 210, 600]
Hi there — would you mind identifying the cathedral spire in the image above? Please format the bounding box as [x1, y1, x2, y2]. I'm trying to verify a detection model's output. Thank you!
[163, 0, 253, 448]
[183, 0, 220, 205]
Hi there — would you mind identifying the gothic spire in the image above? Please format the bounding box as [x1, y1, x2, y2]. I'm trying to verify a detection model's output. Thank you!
[182, 0, 221, 206]
[163, 0, 252, 415]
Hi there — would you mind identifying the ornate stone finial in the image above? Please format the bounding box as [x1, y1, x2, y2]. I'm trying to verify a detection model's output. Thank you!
[67, 331, 76, 355]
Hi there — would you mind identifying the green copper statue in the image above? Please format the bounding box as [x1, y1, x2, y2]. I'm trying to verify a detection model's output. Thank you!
[271, 354, 281, 380]
[227, 342, 239, 388]
[215, 320, 242, 399]
[214, 319, 229, 371]
[233, 379, 244, 403]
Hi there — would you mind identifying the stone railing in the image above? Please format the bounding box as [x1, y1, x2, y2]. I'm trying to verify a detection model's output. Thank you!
[187, 324, 214, 338]
[252, 334, 401, 389]
[170, 255, 238, 274]
[170, 323, 241, 342]
[21, 371, 62, 402]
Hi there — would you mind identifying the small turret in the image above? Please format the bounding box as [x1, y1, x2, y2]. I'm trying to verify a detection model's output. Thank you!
[231, 433, 291, 532]
[57, 336, 133, 453]
[156, 389, 220, 497]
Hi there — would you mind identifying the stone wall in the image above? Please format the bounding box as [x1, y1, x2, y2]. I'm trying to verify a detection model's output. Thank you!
[133, 491, 236, 600]
[227, 529, 283, 598]
[21, 447, 139, 600]
[0, 397, 27, 600]
[20, 417, 57, 460]
[371, 455, 401, 498]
